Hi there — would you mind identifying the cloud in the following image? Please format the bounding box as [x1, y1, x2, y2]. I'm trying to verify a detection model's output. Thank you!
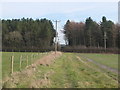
[1, 0, 119, 2]
[1, 2, 117, 44]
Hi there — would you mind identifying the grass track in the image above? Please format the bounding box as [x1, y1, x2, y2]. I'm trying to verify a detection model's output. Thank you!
[2, 52, 118, 88]
[78, 53, 118, 69]
[46, 53, 118, 88]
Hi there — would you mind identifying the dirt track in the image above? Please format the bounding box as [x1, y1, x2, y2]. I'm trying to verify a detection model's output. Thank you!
[24, 51, 62, 69]
[34, 51, 62, 66]
[3, 51, 62, 88]
[79, 55, 119, 74]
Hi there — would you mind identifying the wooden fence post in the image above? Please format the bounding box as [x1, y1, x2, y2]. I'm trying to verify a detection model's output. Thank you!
[33, 54, 34, 59]
[30, 54, 31, 65]
[27, 55, 28, 67]
[20, 55, 22, 70]
[31, 53, 34, 63]
[11, 56, 14, 74]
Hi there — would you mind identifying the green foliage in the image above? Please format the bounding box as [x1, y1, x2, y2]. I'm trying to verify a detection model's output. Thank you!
[4, 31, 23, 47]
[2, 18, 55, 50]
[101, 16, 115, 48]
[64, 20, 85, 46]
[64, 16, 119, 48]
[85, 17, 101, 47]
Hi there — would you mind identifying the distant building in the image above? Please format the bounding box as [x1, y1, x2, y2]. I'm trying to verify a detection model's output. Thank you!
[118, 1, 120, 23]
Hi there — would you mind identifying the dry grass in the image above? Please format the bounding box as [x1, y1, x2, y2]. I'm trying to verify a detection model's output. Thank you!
[2, 51, 62, 88]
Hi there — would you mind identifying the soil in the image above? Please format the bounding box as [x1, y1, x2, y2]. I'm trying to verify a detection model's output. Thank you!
[30, 51, 62, 67]
[3, 51, 62, 88]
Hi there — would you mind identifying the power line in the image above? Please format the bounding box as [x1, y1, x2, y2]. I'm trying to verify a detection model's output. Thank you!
[53, 20, 60, 54]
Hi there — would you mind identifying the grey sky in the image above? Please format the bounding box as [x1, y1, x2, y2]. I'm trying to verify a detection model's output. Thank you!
[1, 1, 118, 44]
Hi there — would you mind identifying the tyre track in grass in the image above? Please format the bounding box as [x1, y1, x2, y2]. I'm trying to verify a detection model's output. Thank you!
[69, 54, 118, 88]
[76, 55, 119, 83]
[80, 55, 119, 74]
[63, 55, 79, 88]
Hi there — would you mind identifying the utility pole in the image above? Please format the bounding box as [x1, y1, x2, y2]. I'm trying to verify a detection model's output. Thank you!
[89, 29, 92, 47]
[53, 20, 60, 54]
[104, 31, 107, 51]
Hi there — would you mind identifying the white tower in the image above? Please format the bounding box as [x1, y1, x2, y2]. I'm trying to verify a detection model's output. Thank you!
[118, 1, 120, 23]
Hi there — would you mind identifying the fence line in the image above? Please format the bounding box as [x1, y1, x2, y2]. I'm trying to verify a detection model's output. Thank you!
[27, 55, 28, 67]
[20, 55, 22, 70]
[9, 52, 44, 74]
[11, 55, 14, 74]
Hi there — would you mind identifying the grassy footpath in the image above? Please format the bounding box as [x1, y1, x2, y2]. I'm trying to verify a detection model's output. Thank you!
[46, 53, 118, 88]
[76, 53, 119, 83]
[2, 52, 47, 79]
[78, 53, 118, 69]
[2, 52, 118, 88]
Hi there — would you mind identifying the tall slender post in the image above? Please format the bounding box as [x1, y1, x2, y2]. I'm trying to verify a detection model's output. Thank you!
[53, 20, 60, 54]
[11, 56, 14, 74]
[31, 54, 33, 64]
[104, 31, 107, 51]
[27, 55, 28, 67]
[90, 30, 92, 47]
[20, 55, 22, 70]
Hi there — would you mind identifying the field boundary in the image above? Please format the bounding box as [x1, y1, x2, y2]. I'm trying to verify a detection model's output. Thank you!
[2, 52, 62, 88]
[31, 51, 62, 67]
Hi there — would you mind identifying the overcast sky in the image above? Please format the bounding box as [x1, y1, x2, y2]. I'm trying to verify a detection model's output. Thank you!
[1, 0, 119, 2]
[1, 0, 119, 44]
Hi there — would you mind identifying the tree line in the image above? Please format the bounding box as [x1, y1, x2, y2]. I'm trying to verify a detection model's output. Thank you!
[2, 18, 55, 51]
[2, 17, 120, 53]
[64, 16, 120, 49]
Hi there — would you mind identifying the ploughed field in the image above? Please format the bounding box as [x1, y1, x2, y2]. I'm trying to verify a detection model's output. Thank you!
[2, 52, 119, 88]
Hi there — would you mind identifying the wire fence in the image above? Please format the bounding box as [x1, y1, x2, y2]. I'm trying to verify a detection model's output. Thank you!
[2, 51, 48, 78]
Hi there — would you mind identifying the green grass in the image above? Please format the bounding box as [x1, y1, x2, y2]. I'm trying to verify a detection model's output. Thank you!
[78, 53, 118, 69]
[14, 53, 118, 88]
[2, 52, 118, 88]
[2, 52, 47, 79]
[46, 53, 118, 88]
